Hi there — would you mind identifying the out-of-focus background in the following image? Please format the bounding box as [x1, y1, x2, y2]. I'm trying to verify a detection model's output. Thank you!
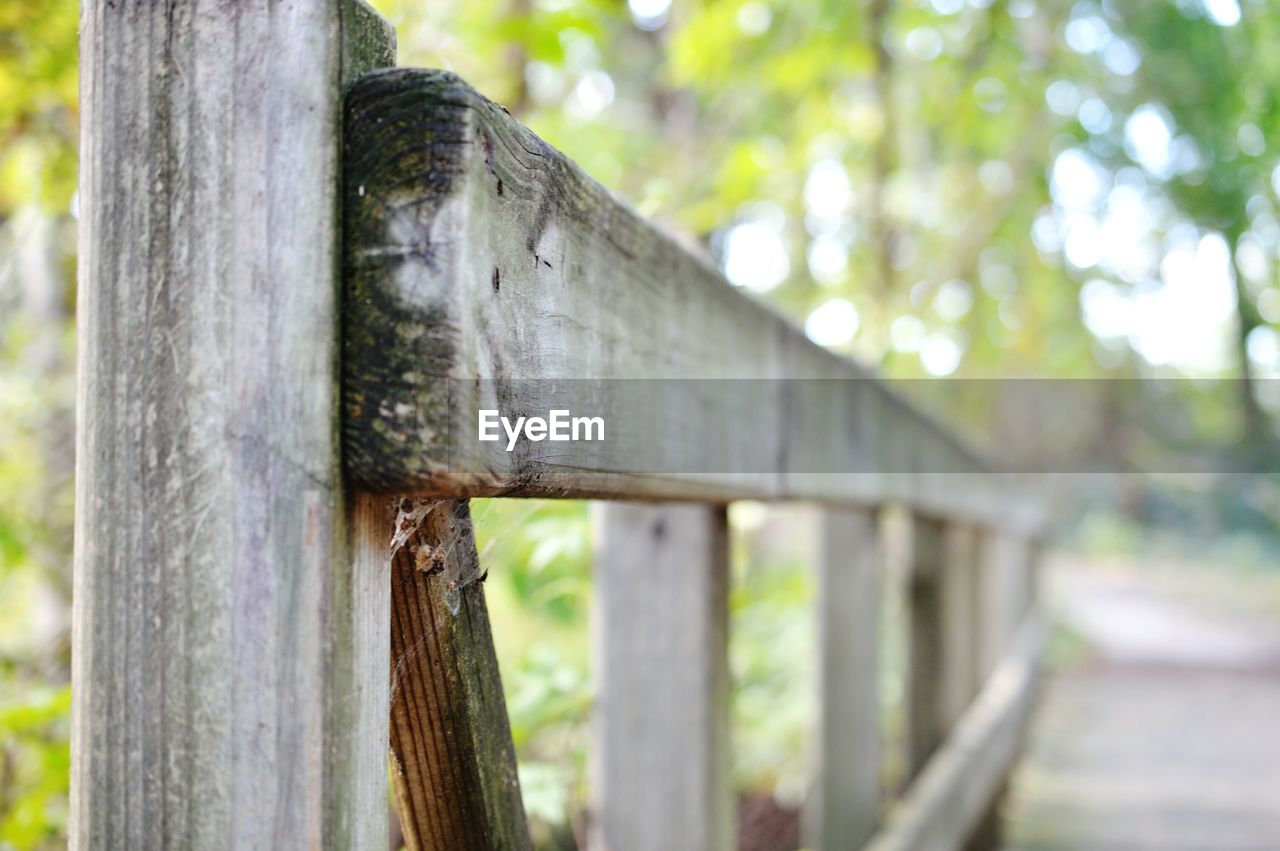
[3, 0, 1280, 847]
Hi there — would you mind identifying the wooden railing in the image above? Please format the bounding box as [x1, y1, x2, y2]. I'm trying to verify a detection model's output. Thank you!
[344, 66, 1046, 850]
[74, 4, 1045, 849]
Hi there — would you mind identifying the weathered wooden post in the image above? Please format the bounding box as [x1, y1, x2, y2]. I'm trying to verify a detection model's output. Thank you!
[808, 506, 883, 849]
[978, 530, 1022, 680]
[591, 502, 733, 851]
[939, 524, 982, 725]
[74, 3, 393, 847]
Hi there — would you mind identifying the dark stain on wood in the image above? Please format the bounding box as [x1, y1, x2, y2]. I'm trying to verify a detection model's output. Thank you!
[342, 70, 474, 491]
[340, 68, 702, 496]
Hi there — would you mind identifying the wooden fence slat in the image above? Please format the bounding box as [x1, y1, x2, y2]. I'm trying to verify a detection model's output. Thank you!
[590, 503, 733, 851]
[966, 533, 989, 696]
[386, 498, 531, 851]
[73, 3, 393, 847]
[977, 532, 1029, 681]
[1021, 536, 1044, 637]
[808, 507, 883, 850]
[346, 492, 397, 846]
[940, 525, 982, 726]
[905, 515, 948, 782]
[975, 531, 998, 682]
[339, 67, 1043, 533]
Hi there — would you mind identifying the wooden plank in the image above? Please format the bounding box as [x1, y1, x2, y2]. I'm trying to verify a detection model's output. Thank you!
[862, 614, 1044, 851]
[590, 503, 733, 851]
[73, 3, 394, 848]
[386, 498, 531, 850]
[340, 68, 1043, 533]
[977, 532, 1030, 680]
[966, 533, 989, 689]
[1024, 537, 1043, 615]
[343, 0, 397, 82]
[939, 524, 982, 726]
[346, 492, 397, 846]
[807, 507, 883, 849]
[905, 515, 947, 782]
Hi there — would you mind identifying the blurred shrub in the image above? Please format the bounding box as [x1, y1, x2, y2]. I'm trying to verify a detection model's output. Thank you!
[0, 686, 70, 850]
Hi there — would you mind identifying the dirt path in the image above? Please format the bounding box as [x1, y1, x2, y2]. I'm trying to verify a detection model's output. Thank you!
[1004, 557, 1280, 850]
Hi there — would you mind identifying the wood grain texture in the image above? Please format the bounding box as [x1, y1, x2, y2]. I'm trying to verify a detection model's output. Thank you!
[73, 2, 393, 847]
[863, 614, 1044, 851]
[343, 0, 397, 83]
[590, 503, 732, 851]
[387, 498, 531, 851]
[340, 68, 1043, 532]
[807, 507, 883, 850]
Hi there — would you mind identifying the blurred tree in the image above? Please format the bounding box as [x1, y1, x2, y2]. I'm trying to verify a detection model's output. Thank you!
[1099, 1, 1280, 446]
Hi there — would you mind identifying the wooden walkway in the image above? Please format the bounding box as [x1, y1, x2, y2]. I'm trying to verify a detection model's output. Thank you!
[1004, 557, 1280, 850]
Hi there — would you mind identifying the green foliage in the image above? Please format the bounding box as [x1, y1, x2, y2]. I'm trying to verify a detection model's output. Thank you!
[0, 216, 74, 848]
[0, 685, 70, 849]
[0, 0, 78, 212]
[472, 501, 594, 834]
[727, 508, 816, 803]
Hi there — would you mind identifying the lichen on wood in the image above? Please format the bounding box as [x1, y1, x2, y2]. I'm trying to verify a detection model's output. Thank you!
[339, 70, 1043, 530]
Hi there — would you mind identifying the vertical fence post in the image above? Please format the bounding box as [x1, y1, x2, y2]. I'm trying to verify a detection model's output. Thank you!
[939, 524, 981, 725]
[74, 3, 393, 847]
[978, 530, 1020, 680]
[905, 514, 947, 782]
[1024, 534, 1044, 619]
[808, 506, 882, 849]
[591, 502, 733, 851]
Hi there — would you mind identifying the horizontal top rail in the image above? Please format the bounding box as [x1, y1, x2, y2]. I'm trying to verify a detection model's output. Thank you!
[342, 69, 1043, 532]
